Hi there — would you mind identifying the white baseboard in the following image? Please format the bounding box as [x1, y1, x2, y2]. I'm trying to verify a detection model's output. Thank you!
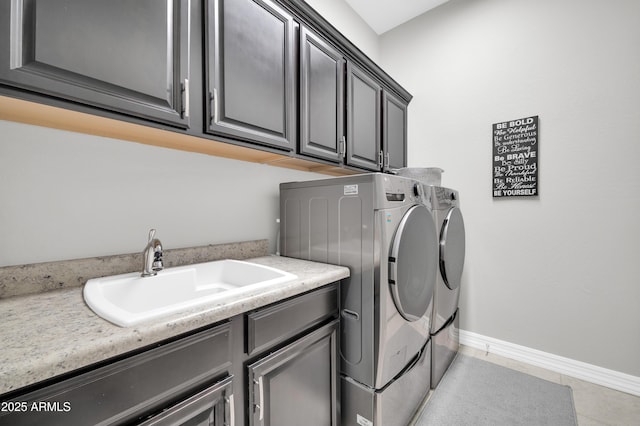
[459, 329, 640, 397]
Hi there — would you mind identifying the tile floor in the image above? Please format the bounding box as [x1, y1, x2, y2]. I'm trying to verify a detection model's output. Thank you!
[409, 345, 640, 426]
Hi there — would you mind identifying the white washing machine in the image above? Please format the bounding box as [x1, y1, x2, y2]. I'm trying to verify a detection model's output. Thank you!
[428, 185, 466, 389]
[280, 173, 438, 426]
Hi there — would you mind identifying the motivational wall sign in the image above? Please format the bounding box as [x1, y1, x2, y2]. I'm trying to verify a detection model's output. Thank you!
[492, 116, 539, 197]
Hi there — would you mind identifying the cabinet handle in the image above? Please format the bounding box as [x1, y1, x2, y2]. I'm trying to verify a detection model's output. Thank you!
[254, 377, 264, 421]
[384, 152, 390, 170]
[378, 150, 384, 168]
[340, 136, 346, 159]
[226, 394, 235, 426]
[182, 79, 190, 119]
[210, 88, 219, 125]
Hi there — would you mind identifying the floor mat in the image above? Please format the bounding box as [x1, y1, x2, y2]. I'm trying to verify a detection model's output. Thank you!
[413, 354, 577, 425]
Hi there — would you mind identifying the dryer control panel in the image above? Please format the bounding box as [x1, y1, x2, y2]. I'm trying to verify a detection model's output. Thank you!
[380, 174, 426, 207]
[432, 186, 460, 210]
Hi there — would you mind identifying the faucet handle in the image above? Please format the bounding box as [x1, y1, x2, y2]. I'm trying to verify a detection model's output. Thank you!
[152, 249, 163, 271]
[142, 228, 163, 277]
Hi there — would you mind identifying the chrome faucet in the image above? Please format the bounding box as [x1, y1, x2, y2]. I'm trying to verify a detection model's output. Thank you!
[142, 229, 163, 277]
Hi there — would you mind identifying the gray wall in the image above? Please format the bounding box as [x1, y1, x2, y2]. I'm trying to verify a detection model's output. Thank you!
[0, 121, 324, 265]
[380, 0, 640, 376]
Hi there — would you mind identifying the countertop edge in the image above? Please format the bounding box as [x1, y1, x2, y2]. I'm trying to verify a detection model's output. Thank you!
[0, 256, 349, 396]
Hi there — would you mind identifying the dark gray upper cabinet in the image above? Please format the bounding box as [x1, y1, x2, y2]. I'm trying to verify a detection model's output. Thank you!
[383, 90, 408, 171]
[346, 62, 382, 171]
[299, 25, 345, 162]
[0, 0, 191, 128]
[206, 0, 297, 151]
[0, 0, 412, 173]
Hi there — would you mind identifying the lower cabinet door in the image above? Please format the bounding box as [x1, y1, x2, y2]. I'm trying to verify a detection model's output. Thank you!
[140, 376, 234, 426]
[247, 321, 338, 426]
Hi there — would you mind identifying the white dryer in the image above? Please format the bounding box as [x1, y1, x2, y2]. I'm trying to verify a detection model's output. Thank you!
[280, 173, 438, 426]
[428, 185, 466, 389]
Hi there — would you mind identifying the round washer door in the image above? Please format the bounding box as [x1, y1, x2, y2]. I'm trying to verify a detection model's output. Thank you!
[440, 207, 466, 290]
[389, 204, 439, 322]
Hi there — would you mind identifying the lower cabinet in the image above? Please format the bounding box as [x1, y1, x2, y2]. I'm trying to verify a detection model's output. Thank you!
[244, 283, 339, 426]
[247, 322, 338, 426]
[0, 283, 339, 426]
[140, 376, 234, 426]
[0, 323, 232, 426]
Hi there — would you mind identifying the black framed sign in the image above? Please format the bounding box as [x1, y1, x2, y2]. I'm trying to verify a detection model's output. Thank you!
[492, 115, 539, 197]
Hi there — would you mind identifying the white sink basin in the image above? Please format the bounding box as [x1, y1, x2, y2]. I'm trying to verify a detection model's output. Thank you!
[84, 259, 297, 327]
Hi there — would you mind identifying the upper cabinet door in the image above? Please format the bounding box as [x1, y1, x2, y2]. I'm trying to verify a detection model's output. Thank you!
[0, 0, 191, 128]
[383, 90, 408, 171]
[299, 26, 345, 162]
[206, 0, 296, 151]
[346, 62, 382, 171]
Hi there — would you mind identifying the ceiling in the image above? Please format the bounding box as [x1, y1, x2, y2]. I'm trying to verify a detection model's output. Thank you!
[344, 0, 450, 34]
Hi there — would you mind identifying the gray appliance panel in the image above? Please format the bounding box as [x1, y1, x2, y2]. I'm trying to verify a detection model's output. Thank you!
[431, 309, 459, 389]
[280, 173, 433, 389]
[341, 339, 431, 426]
[430, 186, 465, 333]
[281, 177, 376, 385]
[376, 205, 432, 386]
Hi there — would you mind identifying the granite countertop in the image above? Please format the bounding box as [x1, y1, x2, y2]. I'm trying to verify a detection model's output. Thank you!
[0, 255, 349, 396]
